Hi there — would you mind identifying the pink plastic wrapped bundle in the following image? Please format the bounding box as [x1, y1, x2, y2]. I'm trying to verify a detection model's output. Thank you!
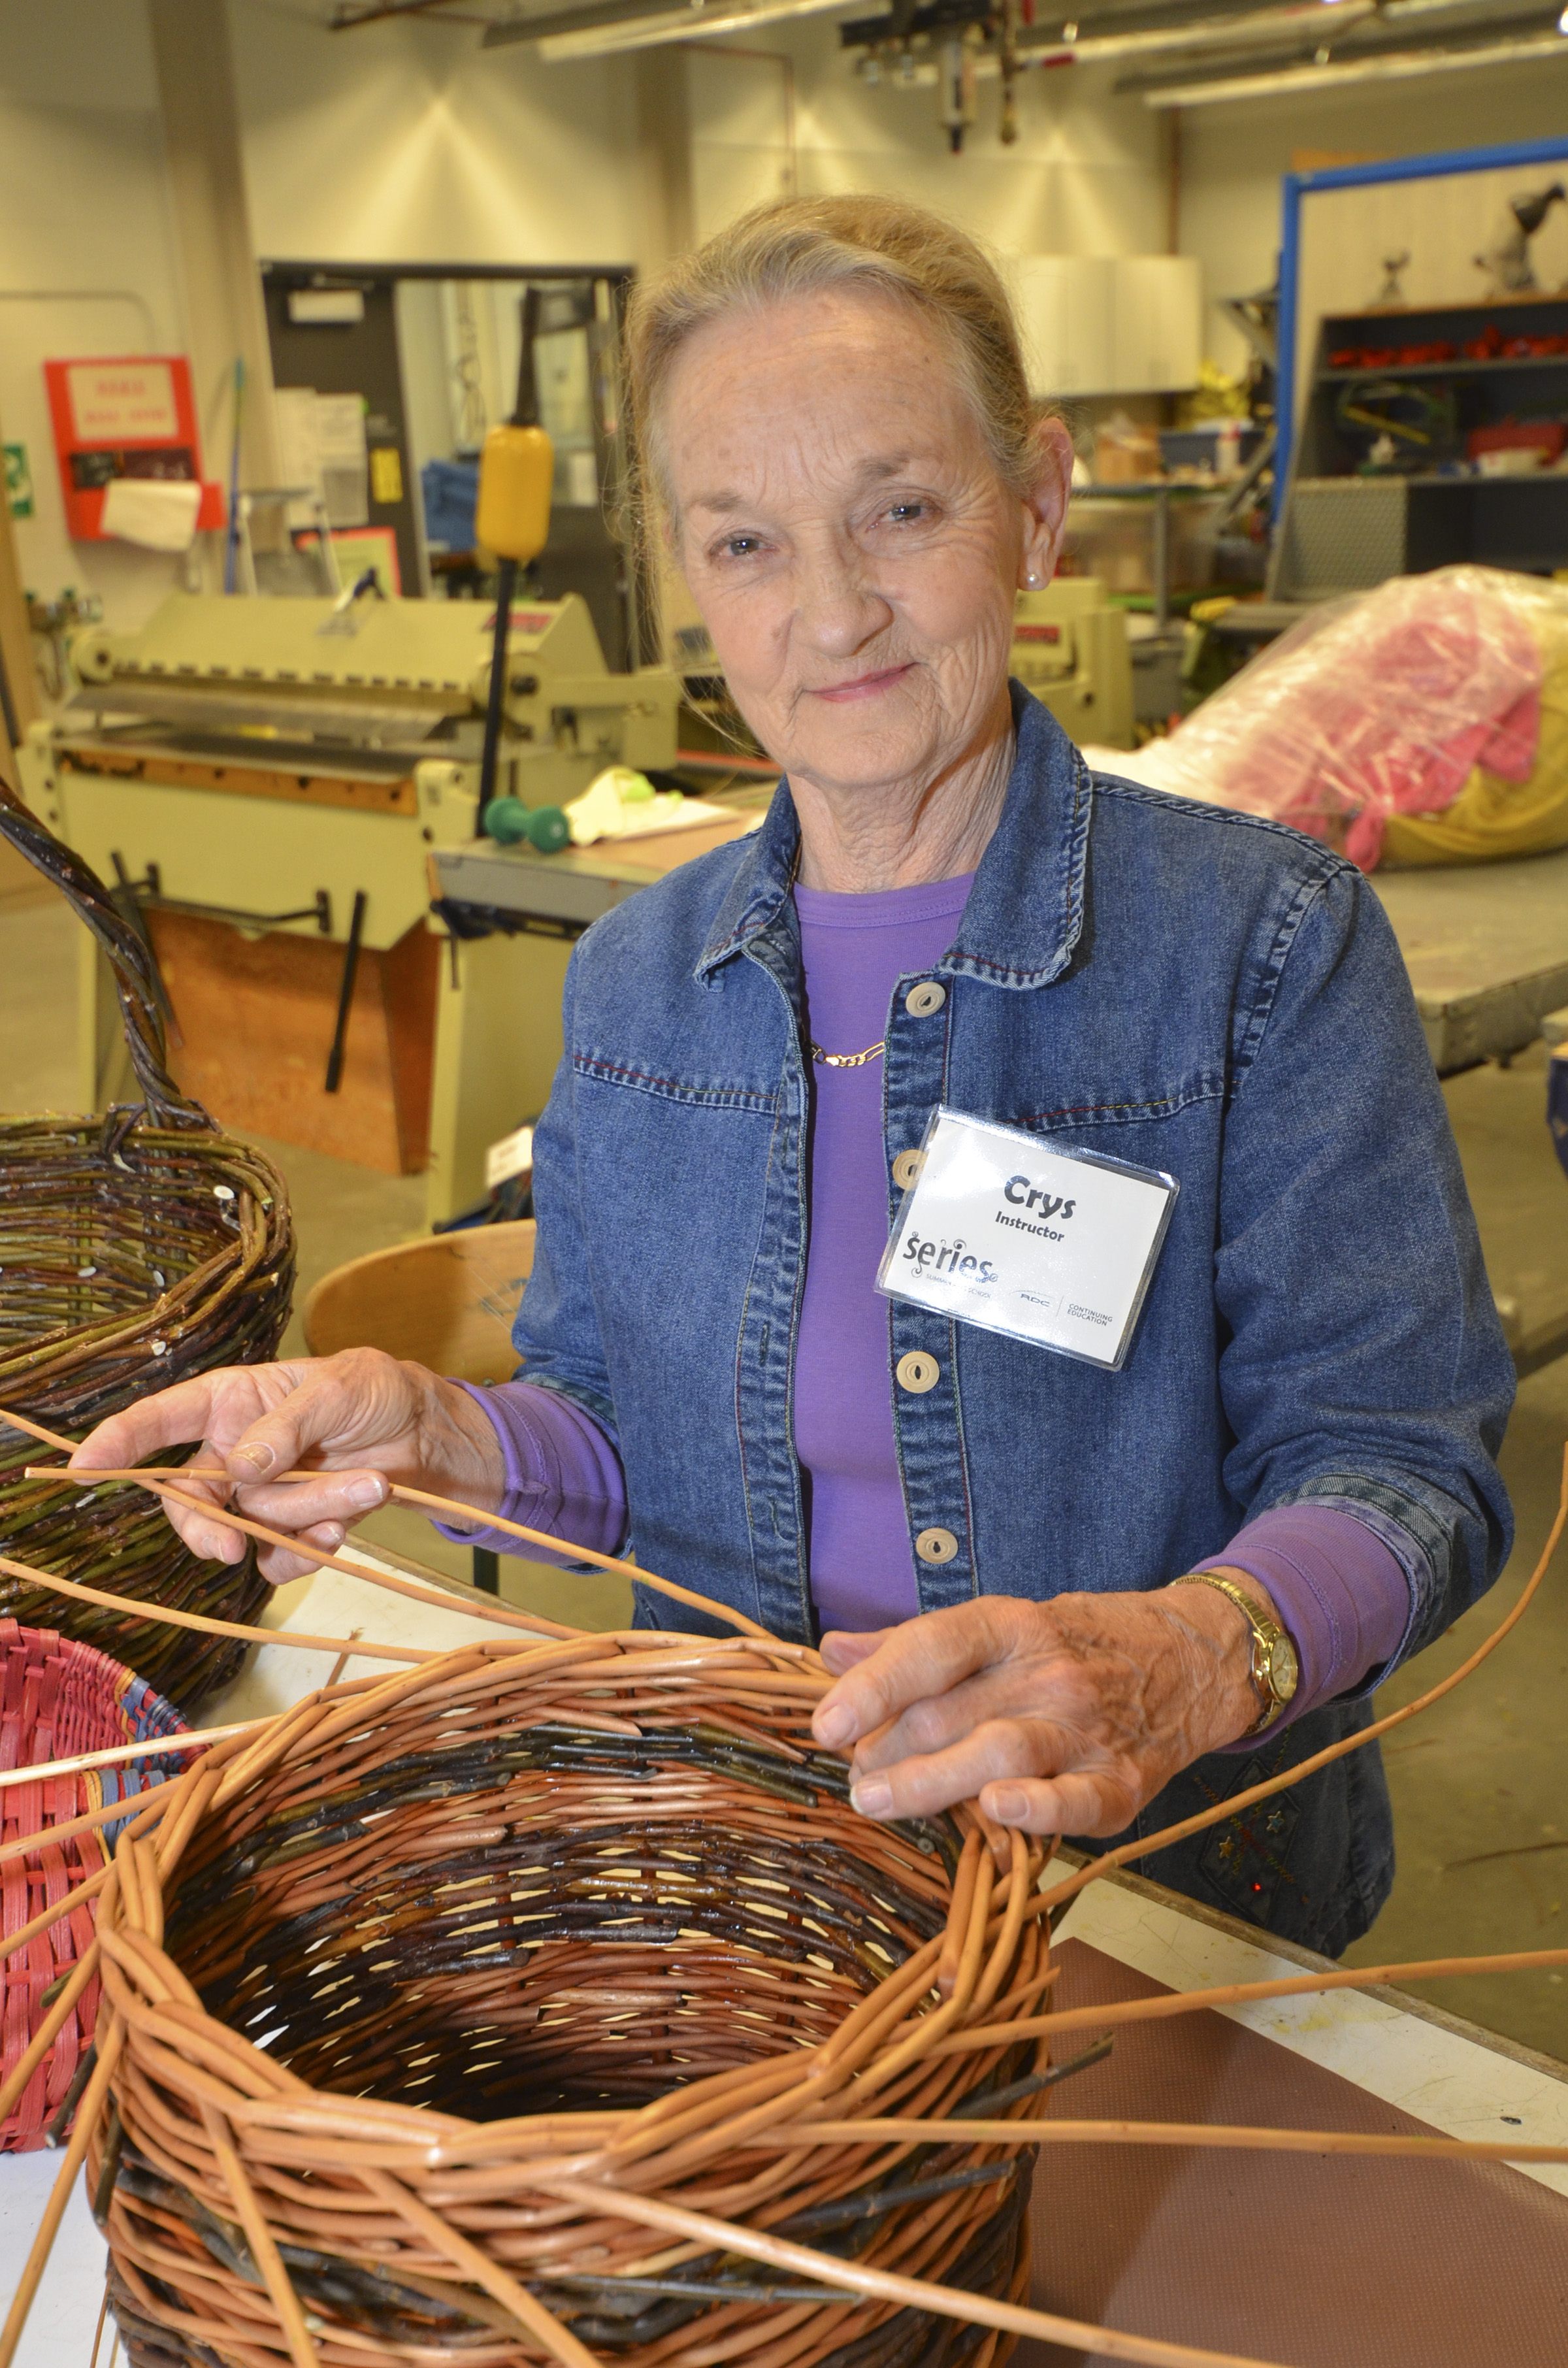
[1119, 567, 1554, 870]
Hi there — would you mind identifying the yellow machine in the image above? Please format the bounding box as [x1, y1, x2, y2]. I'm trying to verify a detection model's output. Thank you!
[1009, 579, 1134, 749]
[17, 588, 679, 1198]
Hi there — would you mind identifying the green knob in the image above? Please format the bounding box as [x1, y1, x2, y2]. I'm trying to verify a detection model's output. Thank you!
[483, 798, 570, 853]
[523, 806, 570, 853]
[482, 797, 529, 845]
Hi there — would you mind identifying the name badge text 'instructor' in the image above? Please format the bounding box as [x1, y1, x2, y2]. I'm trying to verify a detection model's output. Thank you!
[877, 1108, 1177, 1370]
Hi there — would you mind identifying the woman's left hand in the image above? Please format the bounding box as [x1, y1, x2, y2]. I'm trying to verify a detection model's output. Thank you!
[810, 1582, 1273, 1837]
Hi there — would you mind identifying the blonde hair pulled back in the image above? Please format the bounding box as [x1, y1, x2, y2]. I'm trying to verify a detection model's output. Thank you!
[620, 195, 1045, 634]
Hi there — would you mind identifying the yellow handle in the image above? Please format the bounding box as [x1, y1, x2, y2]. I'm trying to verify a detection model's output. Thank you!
[475, 422, 554, 564]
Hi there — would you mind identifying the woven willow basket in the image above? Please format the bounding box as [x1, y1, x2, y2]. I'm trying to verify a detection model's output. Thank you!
[88, 1632, 1052, 2368]
[0, 785, 293, 1709]
[0, 1618, 187, 2152]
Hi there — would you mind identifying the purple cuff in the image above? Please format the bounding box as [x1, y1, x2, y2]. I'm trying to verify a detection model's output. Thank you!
[1194, 1503, 1414, 1747]
[434, 1380, 627, 1566]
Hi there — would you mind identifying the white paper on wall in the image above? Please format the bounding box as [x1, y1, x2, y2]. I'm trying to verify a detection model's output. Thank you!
[99, 476, 202, 551]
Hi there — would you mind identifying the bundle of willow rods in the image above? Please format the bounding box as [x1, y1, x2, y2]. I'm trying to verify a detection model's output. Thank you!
[0, 784, 293, 1708]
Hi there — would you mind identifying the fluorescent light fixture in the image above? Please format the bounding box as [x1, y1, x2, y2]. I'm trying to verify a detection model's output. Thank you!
[1015, 0, 1374, 69]
[1136, 27, 1568, 102]
[490, 0, 865, 56]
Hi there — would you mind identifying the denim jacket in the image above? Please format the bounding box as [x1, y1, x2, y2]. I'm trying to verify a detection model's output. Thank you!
[516, 687, 1513, 1956]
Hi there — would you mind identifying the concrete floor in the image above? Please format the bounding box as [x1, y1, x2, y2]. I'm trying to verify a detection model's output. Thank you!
[3, 898, 1567, 2055]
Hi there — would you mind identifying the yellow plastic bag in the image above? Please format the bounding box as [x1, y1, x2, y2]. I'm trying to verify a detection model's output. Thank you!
[1380, 613, 1568, 868]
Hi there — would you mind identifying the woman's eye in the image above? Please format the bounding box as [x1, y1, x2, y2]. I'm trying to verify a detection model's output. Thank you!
[884, 501, 930, 525]
[715, 533, 766, 561]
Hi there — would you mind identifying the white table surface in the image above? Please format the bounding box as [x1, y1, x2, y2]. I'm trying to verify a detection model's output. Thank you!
[6, 1561, 1565, 2363]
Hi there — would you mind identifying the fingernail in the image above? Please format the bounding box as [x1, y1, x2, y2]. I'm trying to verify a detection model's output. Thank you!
[815, 1703, 856, 1749]
[231, 1443, 275, 1476]
[990, 1788, 1028, 1823]
[345, 1476, 385, 1510]
[851, 1777, 893, 1818]
[318, 1523, 345, 1549]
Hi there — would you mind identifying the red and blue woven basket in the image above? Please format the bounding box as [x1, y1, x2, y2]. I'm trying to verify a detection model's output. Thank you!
[1, 1618, 188, 2150]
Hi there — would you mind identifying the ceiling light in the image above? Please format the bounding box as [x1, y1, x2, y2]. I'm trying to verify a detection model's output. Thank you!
[528, 0, 862, 56]
[1135, 27, 1568, 104]
[1013, 0, 1374, 70]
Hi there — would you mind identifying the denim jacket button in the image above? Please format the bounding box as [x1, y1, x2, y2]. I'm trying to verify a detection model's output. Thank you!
[915, 1526, 959, 1565]
[891, 1149, 924, 1190]
[905, 979, 947, 1018]
[896, 1351, 941, 1395]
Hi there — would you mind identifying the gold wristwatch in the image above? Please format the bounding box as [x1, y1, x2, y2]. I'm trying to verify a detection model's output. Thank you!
[1173, 1571, 1299, 1735]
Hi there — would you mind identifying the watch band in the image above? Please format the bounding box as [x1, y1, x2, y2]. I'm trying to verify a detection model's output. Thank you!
[1171, 1571, 1300, 1735]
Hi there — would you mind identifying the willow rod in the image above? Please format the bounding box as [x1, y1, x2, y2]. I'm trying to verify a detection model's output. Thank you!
[0, 1715, 261, 1794]
[531, 2171, 1291, 2368]
[15, 1444, 578, 1645]
[922, 1944, 1568, 2057]
[1038, 1439, 1568, 1915]
[0, 1553, 434, 1668]
[10, 1401, 772, 1639]
[1, 1864, 110, 1965]
[0, 1784, 176, 1869]
[52, 1466, 580, 1641]
[758, 2116, 1568, 2167]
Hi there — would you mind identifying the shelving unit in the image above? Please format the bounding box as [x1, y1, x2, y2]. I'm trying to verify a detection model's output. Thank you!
[1271, 293, 1568, 599]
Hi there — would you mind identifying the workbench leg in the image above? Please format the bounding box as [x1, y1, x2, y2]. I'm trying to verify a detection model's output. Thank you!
[425, 930, 571, 1230]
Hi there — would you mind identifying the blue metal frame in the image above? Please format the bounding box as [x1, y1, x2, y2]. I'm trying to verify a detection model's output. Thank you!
[1273, 135, 1568, 524]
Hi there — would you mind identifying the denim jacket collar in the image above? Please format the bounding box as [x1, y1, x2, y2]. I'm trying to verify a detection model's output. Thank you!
[694, 683, 1091, 991]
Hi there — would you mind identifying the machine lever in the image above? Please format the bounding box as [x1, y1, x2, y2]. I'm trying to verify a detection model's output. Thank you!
[324, 889, 368, 1095]
[109, 855, 333, 937]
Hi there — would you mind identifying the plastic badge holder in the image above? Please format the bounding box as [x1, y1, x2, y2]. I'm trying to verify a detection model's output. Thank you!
[876, 1106, 1177, 1372]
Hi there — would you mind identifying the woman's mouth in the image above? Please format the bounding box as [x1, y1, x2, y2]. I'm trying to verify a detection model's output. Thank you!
[810, 663, 914, 704]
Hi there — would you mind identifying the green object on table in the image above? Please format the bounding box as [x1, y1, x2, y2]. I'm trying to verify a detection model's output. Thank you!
[483, 797, 570, 853]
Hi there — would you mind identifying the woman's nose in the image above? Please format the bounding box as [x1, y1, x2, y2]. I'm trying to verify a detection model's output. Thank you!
[793, 546, 893, 657]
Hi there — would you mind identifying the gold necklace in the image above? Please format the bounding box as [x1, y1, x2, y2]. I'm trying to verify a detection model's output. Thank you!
[794, 846, 887, 1066]
[809, 1038, 886, 1068]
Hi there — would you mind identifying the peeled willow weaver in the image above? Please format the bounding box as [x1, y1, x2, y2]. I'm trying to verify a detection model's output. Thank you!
[2, 1425, 1568, 2368]
[0, 783, 293, 1708]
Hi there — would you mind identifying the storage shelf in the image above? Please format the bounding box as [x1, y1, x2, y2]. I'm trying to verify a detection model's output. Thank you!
[1320, 353, 1568, 382]
[1301, 472, 1568, 491]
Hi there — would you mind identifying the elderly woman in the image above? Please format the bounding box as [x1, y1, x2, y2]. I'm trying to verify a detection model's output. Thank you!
[78, 197, 1512, 1958]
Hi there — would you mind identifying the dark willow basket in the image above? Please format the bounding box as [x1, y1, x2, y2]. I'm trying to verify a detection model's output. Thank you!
[0, 783, 293, 1710]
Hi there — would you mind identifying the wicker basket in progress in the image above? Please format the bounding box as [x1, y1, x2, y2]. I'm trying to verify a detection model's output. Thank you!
[0, 785, 293, 1709]
[88, 1632, 1051, 2368]
[0, 1618, 187, 2152]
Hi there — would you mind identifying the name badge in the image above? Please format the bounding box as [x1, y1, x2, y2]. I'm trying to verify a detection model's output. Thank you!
[877, 1106, 1177, 1371]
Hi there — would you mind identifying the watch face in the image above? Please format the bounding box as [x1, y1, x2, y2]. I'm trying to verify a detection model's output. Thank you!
[1271, 1634, 1300, 1702]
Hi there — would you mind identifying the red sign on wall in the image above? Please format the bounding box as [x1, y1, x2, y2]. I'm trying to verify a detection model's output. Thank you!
[44, 354, 225, 541]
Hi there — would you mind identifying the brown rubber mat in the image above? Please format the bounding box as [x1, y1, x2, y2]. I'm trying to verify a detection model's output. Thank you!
[1013, 1937, 1568, 2367]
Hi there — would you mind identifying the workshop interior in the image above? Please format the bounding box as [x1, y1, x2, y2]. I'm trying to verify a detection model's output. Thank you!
[5, 4, 1568, 2365]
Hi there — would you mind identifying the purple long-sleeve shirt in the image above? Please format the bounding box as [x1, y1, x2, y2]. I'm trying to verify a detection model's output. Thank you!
[440, 874, 1414, 1724]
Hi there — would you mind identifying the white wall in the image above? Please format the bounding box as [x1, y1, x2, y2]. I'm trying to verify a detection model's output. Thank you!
[0, 0, 192, 629]
[689, 36, 1168, 261]
[1178, 56, 1568, 376]
[231, 0, 644, 269]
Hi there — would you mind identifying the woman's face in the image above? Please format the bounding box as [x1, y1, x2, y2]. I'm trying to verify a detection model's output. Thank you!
[660, 288, 1071, 798]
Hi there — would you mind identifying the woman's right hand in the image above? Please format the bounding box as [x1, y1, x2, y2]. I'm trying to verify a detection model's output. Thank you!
[69, 1349, 508, 1585]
